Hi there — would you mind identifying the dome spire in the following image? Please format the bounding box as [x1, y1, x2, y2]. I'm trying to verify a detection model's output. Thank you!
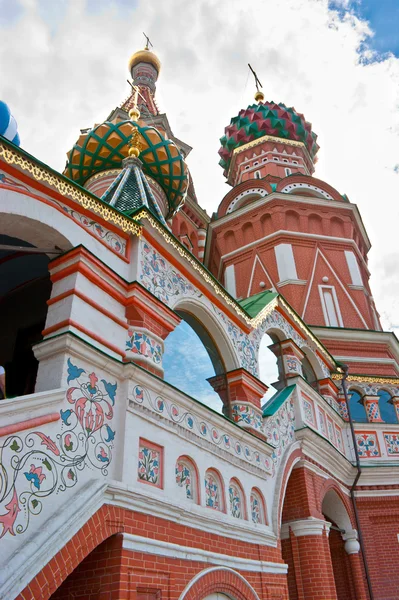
[248, 63, 264, 103]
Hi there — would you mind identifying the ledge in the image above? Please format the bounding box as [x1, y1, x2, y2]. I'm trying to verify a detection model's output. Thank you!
[122, 532, 288, 574]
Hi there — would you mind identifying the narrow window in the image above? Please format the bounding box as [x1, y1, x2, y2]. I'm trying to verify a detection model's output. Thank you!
[275, 243, 298, 282]
[224, 264, 237, 297]
[345, 250, 363, 286]
[254, 170, 261, 179]
[285, 167, 292, 176]
[319, 286, 343, 327]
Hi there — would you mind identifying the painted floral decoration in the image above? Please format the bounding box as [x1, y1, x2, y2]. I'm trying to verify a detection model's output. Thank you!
[138, 443, 161, 485]
[0, 358, 117, 539]
[176, 461, 193, 500]
[205, 472, 221, 510]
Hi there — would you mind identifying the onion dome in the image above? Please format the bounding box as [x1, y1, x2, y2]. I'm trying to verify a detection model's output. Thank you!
[64, 120, 189, 217]
[0, 101, 20, 146]
[219, 101, 319, 175]
[129, 48, 161, 76]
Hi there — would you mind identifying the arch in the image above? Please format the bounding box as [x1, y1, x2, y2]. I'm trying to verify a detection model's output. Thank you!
[331, 217, 345, 238]
[258, 332, 282, 402]
[179, 566, 260, 600]
[260, 212, 272, 236]
[301, 345, 325, 381]
[250, 487, 267, 525]
[308, 213, 323, 235]
[17, 505, 124, 599]
[242, 222, 254, 245]
[319, 481, 354, 532]
[347, 388, 367, 423]
[273, 444, 302, 535]
[175, 455, 200, 504]
[172, 299, 239, 374]
[223, 230, 236, 253]
[204, 468, 226, 512]
[378, 388, 398, 423]
[228, 478, 247, 520]
[285, 210, 300, 231]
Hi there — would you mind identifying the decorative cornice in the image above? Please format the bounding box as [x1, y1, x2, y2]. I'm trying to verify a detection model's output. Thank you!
[332, 373, 399, 386]
[0, 140, 142, 236]
[122, 532, 287, 574]
[281, 517, 330, 539]
[106, 483, 278, 547]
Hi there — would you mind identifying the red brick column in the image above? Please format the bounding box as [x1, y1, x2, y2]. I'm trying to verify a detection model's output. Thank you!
[281, 519, 338, 600]
[343, 533, 368, 600]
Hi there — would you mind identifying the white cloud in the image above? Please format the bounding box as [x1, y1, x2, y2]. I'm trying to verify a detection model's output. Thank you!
[1, 0, 399, 337]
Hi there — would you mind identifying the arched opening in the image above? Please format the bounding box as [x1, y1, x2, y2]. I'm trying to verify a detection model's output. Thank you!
[348, 389, 367, 422]
[378, 389, 397, 423]
[49, 534, 123, 599]
[322, 489, 355, 600]
[301, 355, 318, 390]
[258, 332, 283, 404]
[285, 210, 300, 231]
[0, 233, 53, 398]
[163, 310, 225, 413]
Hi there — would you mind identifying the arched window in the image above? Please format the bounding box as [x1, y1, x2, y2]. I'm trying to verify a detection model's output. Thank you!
[163, 312, 225, 413]
[348, 390, 367, 422]
[258, 333, 281, 403]
[301, 356, 318, 390]
[250, 487, 267, 524]
[175, 455, 199, 503]
[204, 469, 224, 511]
[255, 170, 261, 179]
[378, 389, 397, 423]
[228, 478, 246, 519]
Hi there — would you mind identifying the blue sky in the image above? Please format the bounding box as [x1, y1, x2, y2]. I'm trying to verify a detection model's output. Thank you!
[329, 0, 399, 58]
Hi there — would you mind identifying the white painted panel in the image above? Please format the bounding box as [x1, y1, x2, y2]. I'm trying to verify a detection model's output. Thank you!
[224, 264, 237, 298]
[345, 250, 363, 286]
[275, 243, 298, 282]
[319, 285, 344, 327]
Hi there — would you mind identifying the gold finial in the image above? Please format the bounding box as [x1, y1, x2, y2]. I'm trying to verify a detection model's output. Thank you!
[126, 81, 146, 157]
[248, 63, 264, 103]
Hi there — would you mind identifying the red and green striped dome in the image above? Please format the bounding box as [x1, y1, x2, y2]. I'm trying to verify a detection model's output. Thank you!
[64, 120, 189, 216]
[219, 101, 319, 174]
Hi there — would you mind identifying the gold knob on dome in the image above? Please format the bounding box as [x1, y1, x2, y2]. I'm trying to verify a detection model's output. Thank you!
[254, 90, 265, 103]
[128, 146, 140, 158]
[129, 107, 141, 121]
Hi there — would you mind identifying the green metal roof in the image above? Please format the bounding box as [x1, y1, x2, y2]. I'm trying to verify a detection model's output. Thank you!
[262, 385, 296, 417]
[239, 290, 278, 318]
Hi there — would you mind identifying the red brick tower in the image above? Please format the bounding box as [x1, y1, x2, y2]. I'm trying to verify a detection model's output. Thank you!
[205, 87, 392, 376]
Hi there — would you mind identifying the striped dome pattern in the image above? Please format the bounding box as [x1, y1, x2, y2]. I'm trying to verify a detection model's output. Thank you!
[219, 101, 319, 175]
[64, 120, 188, 216]
[0, 101, 20, 146]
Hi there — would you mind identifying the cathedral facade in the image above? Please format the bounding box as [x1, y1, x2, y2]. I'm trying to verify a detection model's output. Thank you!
[1, 45, 399, 600]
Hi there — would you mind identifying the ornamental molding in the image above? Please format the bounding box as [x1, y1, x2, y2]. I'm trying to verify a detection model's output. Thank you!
[295, 429, 356, 486]
[122, 532, 287, 574]
[332, 373, 399, 387]
[106, 483, 278, 547]
[280, 517, 331, 539]
[128, 383, 273, 477]
[0, 141, 142, 236]
[0, 388, 65, 419]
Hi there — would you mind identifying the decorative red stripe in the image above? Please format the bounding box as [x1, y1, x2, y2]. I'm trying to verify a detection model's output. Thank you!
[0, 412, 60, 438]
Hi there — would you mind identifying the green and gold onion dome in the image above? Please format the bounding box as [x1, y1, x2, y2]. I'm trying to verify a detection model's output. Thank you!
[64, 119, 189, 217]
[219, 100, 319, 177]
